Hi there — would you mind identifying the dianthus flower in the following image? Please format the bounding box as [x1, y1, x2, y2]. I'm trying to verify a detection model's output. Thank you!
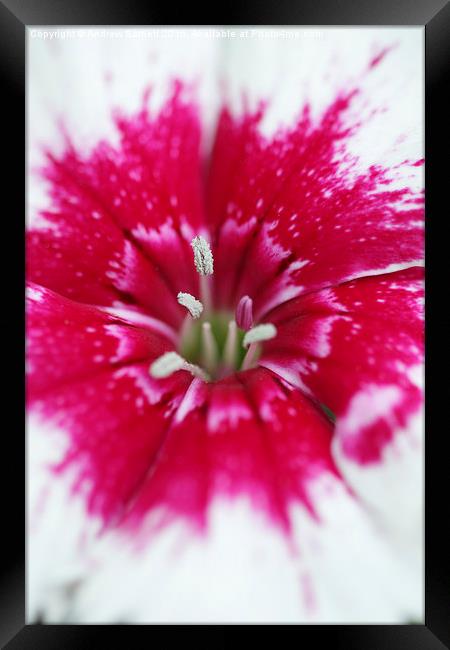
[27, 31, 424, 623]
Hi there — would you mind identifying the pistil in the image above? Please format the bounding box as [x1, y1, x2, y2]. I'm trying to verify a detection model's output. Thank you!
[236, 295, 253, 331]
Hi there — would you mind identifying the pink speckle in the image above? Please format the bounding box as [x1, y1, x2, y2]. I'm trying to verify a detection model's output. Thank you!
[368, 45, 396, 70]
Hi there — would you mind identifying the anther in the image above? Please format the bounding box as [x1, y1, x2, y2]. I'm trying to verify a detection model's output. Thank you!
[191, 236, 214, 276]
[150, 352, 184, 378]
[150, 351, 209, 381]
[177, 292, 204, 319]
[236, 295, 253, 331]
[243, 323, 277, 348]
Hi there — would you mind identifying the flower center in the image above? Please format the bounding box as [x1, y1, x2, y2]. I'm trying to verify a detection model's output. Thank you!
[149, 236, 277, 382]
[179, 310, 245, 380]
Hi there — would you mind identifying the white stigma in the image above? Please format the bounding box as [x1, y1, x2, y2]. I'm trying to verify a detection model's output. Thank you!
[177, 292, 204, 319]
[191, 236, 214, 276]
[243, 323, 277, 348]
[149, 351, 209, 381]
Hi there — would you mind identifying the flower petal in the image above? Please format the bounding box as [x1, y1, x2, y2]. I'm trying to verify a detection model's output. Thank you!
[27, 284, 193, 611]
[28, 87, 212, 321]
[57, 482, 420, 623]
[27, 357, 192, 621]
[26, 285, 192, 618]
[29, 362, 191, 523]
[260, 267, 424, 559]
[27, 220, 183, 328]
[26, 282, 176, 400]
[209, 30, 423, 312]
[28, 30, 219, 155]
[29, 367, 420, 621]
[118, 369, 336, 532]
[28, 32, 220, 313]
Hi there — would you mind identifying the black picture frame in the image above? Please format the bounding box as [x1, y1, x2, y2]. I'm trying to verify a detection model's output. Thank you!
[2, 0, 449, 646]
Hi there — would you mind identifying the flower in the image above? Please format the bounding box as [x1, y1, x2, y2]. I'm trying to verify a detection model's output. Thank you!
[27, 29, 424, 623]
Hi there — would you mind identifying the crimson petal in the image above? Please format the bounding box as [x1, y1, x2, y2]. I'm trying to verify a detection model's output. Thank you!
[208, 82, 423, 315]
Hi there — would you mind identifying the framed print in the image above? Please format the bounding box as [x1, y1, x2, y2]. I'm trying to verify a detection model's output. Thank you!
[1, 0, 449, 646]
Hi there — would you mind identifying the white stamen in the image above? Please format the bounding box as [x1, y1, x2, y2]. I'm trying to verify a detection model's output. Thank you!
[241, 343, 259, 371]
[243, 323, 277, 348]
[223, 320, 237, 368]
[191, 236, 214, 276]
[149, 351, 209, 381]
[150, 352, 185, 377]
[177, 292, 204, 319]
[201, 322, 219, 374]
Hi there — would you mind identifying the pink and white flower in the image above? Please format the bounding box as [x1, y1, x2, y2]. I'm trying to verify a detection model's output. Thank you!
[27, 28, 424, 623]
